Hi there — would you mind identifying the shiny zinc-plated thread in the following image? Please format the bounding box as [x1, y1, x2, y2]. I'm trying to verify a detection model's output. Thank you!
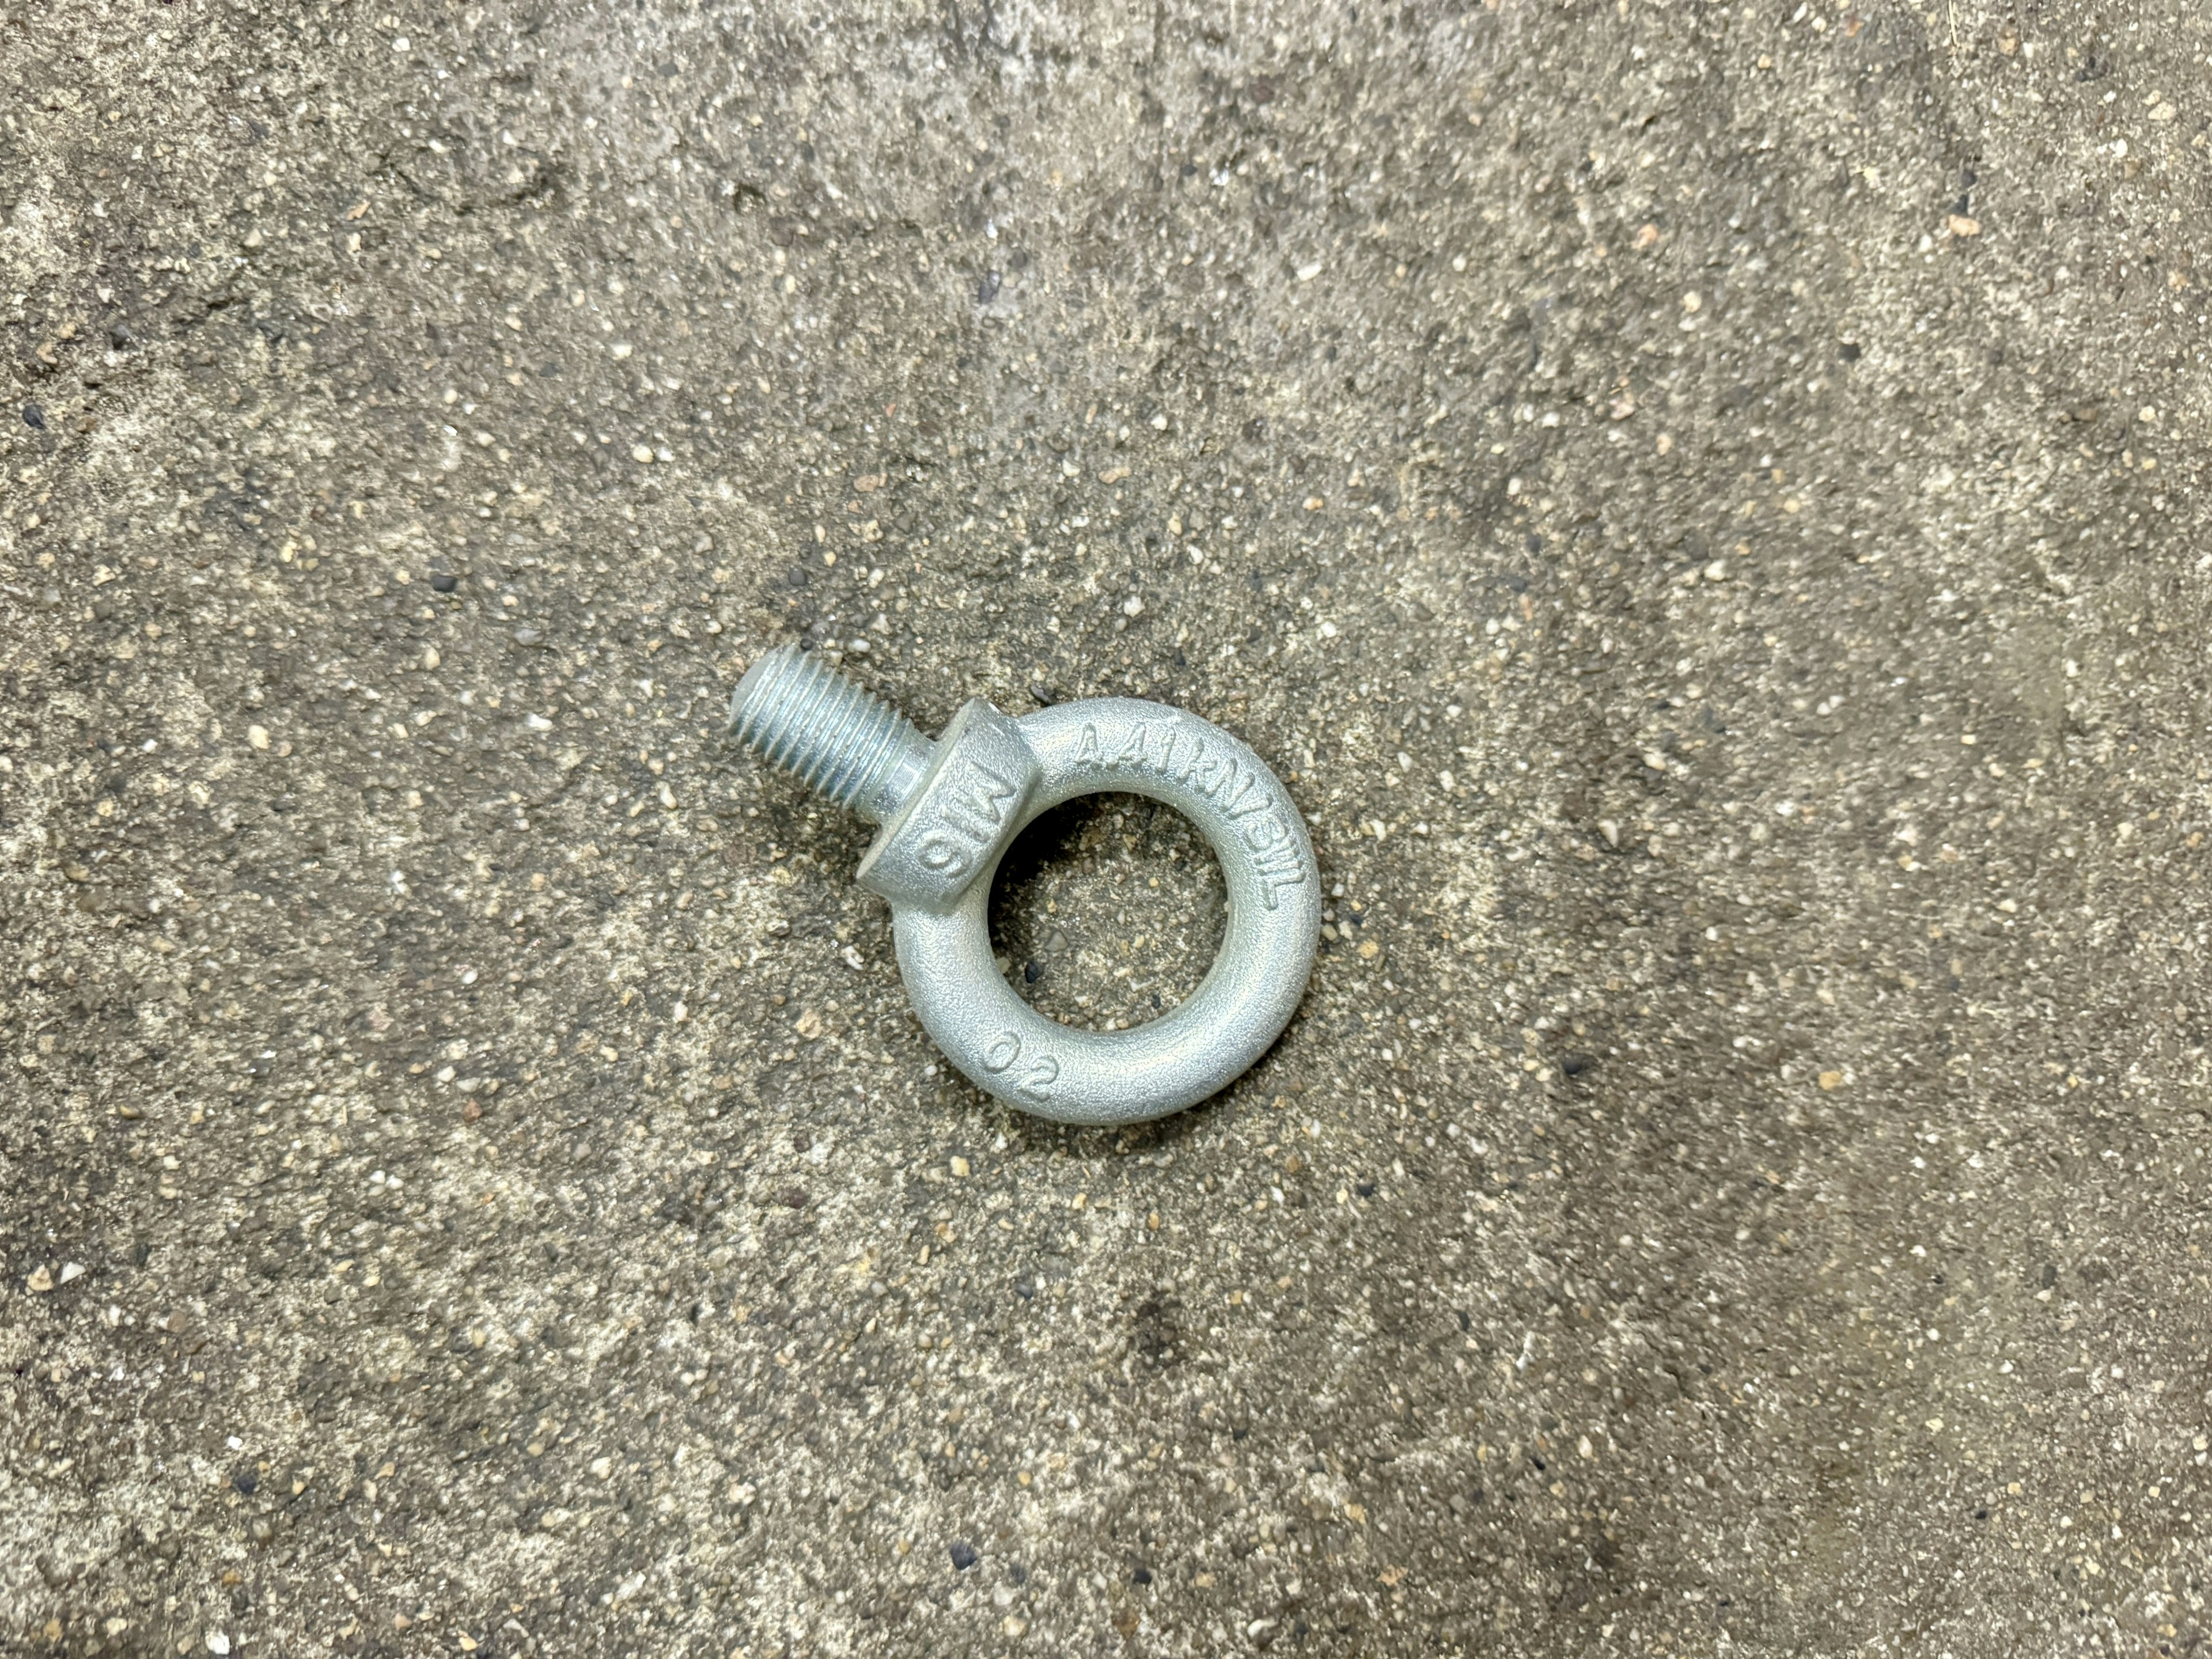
[727, 643, 932, 825]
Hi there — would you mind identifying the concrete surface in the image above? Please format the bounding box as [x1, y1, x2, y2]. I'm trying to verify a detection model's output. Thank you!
[5, 0, 2211, 1654]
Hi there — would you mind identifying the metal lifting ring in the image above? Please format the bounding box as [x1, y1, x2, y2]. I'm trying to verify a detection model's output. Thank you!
[728, 646, 1321, 1124]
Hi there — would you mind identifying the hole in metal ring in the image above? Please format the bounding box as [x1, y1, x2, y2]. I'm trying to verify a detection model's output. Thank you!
[986, 791, 1226, 1032]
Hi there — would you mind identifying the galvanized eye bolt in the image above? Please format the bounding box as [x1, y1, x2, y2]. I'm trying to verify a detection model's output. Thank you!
[727, 645, 1321, 1125]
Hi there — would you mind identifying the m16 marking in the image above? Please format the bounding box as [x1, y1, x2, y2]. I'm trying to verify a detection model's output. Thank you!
[916, 757, 1024, 878]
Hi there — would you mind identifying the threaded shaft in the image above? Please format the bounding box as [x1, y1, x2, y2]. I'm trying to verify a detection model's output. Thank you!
[726, 643, 934, 824]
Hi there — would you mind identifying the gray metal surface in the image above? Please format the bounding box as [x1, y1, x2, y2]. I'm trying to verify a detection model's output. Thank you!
[855, 698, 1041, 915]
[893, 698, 1321, 1124]
[726, 642, 933, 824]
[728, 649, 1320, 1122]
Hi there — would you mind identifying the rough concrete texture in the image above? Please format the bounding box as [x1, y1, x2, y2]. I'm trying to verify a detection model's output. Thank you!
[6, 0, 2212, 1654]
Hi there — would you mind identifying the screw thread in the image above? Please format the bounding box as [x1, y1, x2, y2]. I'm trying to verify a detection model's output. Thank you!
[726, 643, 933, 824]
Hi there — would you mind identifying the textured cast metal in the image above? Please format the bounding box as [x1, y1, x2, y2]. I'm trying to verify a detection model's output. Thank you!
[728, 645, 1320, 1124]
[855, 699, 1040, 915]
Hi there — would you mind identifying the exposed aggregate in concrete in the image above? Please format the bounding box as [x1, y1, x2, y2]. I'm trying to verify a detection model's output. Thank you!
[5, 1, 2212, 1656]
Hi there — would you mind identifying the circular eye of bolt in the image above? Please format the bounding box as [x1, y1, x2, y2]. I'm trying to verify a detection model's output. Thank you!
[728, 645, 1321, 1124]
